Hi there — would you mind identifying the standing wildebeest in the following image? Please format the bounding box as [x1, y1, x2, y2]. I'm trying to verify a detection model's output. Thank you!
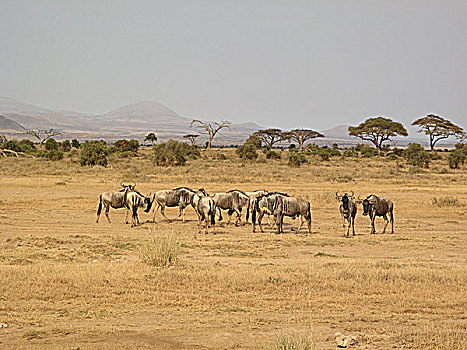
[192, 189, 222, 223]
[196, 193, 220, 234]
[251, 192, 288, 233]
[212, 190, 249, 226]
[357, 194, 394, 234]
[245, 190, 269, 223]
[335, 190, 357, 237]
[151, 187, 196, 222]
[96, 183, 135, 224]
[126, 190, 153, 227]
[274, 195, 312, 234]
[252, 193, 311, 234]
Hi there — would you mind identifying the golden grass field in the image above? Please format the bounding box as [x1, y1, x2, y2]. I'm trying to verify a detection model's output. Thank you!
[0, 148, 466, 349]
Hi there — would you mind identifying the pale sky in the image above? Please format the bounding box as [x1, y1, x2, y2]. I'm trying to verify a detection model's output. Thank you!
[1, 0, 465, 132]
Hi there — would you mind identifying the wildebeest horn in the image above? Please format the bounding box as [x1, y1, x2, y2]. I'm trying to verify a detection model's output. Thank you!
[357, 194, 364, 201]
[121, 182, 126, 187]
[348, 190, 354, 197]
[336, 190, 343, 198]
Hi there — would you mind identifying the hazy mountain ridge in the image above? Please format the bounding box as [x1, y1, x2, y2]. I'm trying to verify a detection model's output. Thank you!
[0, 97, 262, 141]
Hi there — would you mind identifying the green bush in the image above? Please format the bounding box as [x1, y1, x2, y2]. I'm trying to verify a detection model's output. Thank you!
[237, 143, 258, 160]
[360, 145, 378, 158]
[44, 149, 64, 161]
[288, 152, 307, 167]
[60, 140, 71, 152]
[80, 141, 108, 166]
[44, 138, 59, 151]
[1, 140, 23, 152]
[217, 153, 227, 160]
[71, 139, 80, 148]
[343, 149, 358, 157]
[266, 150, 281, 159]
[153, 140, 200, 166]
[448, 143, 467, 169]
[403, 143, 430, 168]
[244, 134, 262, 149]
[113, 139, 140, 155]
[18, 139, 37, 153]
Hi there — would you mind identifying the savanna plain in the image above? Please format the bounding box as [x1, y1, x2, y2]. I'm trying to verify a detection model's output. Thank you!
[0, 148, 466, 349]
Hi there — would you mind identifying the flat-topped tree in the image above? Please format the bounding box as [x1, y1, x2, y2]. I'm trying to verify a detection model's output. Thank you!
[25, 129, 61, 148]
[190, 119, 231, 150]
[144, 133, 158, 145]
[349, 117, 407, 154]
[412, 114, 464, 151]
[253, 129, 284, 149]
[282, 129, 324, 152]
[183, 134, 199, 146]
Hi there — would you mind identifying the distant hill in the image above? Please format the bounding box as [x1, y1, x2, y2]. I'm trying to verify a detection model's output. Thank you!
[0, 97, 262, 142]
[321, 125, 351, 139]
[0, 115, 26, 131]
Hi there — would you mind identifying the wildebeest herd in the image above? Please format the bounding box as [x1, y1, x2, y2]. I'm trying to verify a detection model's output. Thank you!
[97, 183, 394, 236]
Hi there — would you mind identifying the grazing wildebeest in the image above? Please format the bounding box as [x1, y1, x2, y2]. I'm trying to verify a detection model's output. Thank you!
[196, 195, 219, 234]
[274, 195, 312, 234]
[96, 183, 135, 224]
[245, 190, 269, 223]
[126, 190, 153, 227]
[335, 190, 357, 237]
[151, 187, 196, 222]
[357, 194, 394, 234]
[212, 190, 249, 226]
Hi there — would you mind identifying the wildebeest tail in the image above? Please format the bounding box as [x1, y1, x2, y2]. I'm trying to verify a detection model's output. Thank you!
[97, 194, 103, 216]
[246, 201, 250, 222]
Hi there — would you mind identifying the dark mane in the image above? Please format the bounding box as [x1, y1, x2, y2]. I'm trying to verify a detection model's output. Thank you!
[173, 187, 195, 193]
[267, 191, 289, 197]
[227, 189, 248, 196]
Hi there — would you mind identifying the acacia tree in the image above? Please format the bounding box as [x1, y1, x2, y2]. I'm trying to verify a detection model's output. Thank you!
[283, 129, 324, 152]
[348, 117, 408, 154]
[25, 129, 61, 148]
[412, 114, 464, 151]
[190, 119, 231, 150]
[253, 129, 284, 149]
[183, 134, 199, 146]
[144, 132, 158, 145]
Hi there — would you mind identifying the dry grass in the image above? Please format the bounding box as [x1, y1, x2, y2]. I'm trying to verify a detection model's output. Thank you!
[0, 148, 466, 349]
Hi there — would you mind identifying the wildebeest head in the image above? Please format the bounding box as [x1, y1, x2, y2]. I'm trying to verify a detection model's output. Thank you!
[144, 193, 153, 212]
[336, 190, 354, 211]
[120, 182, 136, 192]
[358, 194, 377, 216]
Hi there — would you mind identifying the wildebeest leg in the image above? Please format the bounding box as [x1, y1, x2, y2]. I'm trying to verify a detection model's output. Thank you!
[390, 210, 394, 234]
[382, 214, 389, 234]
[351, 217, 355, 236]
[342, 215, 346, 228]
[124, 208, 130, 224]
[152, 202, 160, 223]
[275, 214, 282, 234]
[160, 205, 172, 222]
[297, 215, 303, 233]
[234, 209, 242, 226]
[307, 215, 312, 234]
[257, 211, 265, 233]
[105, 205, 111, 223]
[370, 213, 376, 234]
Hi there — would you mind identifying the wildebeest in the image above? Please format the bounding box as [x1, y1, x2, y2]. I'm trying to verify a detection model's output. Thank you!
[335, 190, 357, 237]
[245, 190, 269, 223]
[125, 190, 153, 227]
[252, 192, 311, 234]
[96, 183, 135, 224]
[211, 190, 249, 226]
[251, 192, 288, 233]
[196, 194, 219, 234]
[192, 189, 222, 222]
[151, 187, 196, 222]
[357, 194, 394, 234]
[274, 195, 312, 234]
